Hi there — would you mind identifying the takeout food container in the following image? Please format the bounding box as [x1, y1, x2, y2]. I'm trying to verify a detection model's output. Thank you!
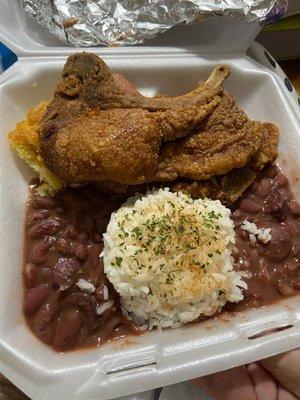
[0, 2, 300, 400]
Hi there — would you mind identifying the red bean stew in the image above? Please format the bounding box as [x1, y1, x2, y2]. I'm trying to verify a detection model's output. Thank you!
[23, 186, 138, 351]
[231, 164, 300, 309]
[23, 164, 300, 351]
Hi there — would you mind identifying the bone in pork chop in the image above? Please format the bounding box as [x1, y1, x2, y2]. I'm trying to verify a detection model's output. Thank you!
[155, 93, 264, 182]
[83, 81, 279, 204]
[96, 121, 278, 205]
[40, 105, 219, 185]
[172, 122, 279, 205]
[40, 52, 229, 137]
[40, 53, 229, 185]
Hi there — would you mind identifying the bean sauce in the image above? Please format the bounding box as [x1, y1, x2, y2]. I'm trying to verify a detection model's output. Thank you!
[23, 164, 300, 351]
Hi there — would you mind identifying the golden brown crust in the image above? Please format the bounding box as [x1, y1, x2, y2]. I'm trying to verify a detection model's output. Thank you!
[39, 53, 228, 186]
[39, 53, 228, 142]
[155, 93, 264, 181]
[41, 101, 219, 185]
[171, 123, 279, 205]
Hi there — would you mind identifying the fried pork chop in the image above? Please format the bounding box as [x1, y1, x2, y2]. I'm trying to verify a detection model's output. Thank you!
[40, 53, 229, 185]
[40, 52, 229, 137]
[171, 122, 279, 205]
[41, 104, 220, 185]
[155, 93, 264, 182]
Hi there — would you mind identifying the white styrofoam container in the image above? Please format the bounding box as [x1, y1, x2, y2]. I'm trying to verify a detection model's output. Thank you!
[0, 2, 300, 400]
[1, 50, 300, 400]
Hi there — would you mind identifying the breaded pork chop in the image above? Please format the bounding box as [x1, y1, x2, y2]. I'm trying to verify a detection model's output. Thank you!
[40, 103, 219, 186]
[155, 93, 264, 182]
[171, 122, 279, 205]
[40, 53, 230, 185]
[40, 52, 228, 139]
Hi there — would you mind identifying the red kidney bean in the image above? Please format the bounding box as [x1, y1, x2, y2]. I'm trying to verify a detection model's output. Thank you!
[88, 244, 102, 269]
[94, 315, 122, 341]
[291, 277, 300, 290]
[29, 218, 61, 239]
[86, 269, 99, 287]
[288, 200, 300, 216]
[250, 180, 259, 191]
[53, 308, 83, 351]
[255, 178, 272, 199]
[24, 283, 50, 316]
[238, 198, 261, 214]
[52, 258, 80, 290]
[30, 236, 55, 264]
[75, 244, 88, 261]
[237, 246, 249, 259]
[24, 263, 37, 288]
[238, 228, 248, 240]
[231, 209, 241, 219]
[282, 261, 299, 273]
[292, 237, 300, 257]
[264, 190, 282, 214]
[265, 191, 289, 221]
[27, 210, 51, 226]
[275, 173, 288, 188]
[93, 233, 102, 243]
[236, 257, 250, 269]
[62, 225, 78, 240]
[34, 303, 57, 343]
[265, 164, 278, 178]
[284, 220, 300, 235]
[56, 238, 76, 256]
[276, 200, 289, 221]
[277, 280, 296, 296]
[78, 232, 88, 244]
[42, 267, 53, 281]
[65, 293, 98, 328]
[32, 196, 58, 209]
[263, 227, 291, 262]
[56, 238, 68, 254]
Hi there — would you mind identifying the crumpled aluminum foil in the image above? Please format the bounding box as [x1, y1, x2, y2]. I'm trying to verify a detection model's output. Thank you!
[22, 0, 287, 47]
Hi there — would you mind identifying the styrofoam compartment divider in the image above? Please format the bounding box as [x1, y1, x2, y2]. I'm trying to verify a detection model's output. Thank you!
[0, 51, 300, 400]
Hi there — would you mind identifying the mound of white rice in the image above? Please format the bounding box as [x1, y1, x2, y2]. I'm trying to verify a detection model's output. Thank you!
[102, 188, 246, 330]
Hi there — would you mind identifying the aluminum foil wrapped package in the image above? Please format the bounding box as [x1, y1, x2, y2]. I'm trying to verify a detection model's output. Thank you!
[23, 0, 287, 47]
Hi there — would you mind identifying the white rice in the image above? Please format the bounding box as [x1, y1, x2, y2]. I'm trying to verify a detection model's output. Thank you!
[96, 300, 114, 315]
[103, 285, 109, 300]
[76, 278, 95, 294]
[102, 188, 246, 330]
[241, 220, 272, 244]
